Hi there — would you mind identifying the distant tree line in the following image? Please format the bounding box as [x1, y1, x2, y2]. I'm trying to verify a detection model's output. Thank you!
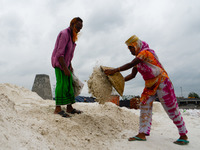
[188, 92, 199, 98]
[122, 92, 200, 100]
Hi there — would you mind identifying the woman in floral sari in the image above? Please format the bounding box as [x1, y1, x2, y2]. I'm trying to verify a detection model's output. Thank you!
[104, 35, 189, 145]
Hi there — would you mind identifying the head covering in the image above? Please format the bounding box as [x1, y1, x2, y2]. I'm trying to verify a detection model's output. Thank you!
[125, 35, 142, 56]
[125, 35, 139, 46]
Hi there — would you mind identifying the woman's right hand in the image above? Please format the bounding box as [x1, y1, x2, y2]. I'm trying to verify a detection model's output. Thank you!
[58, 56, 71, 76]
[63, 68, 71, 76]
[104, 68, 118, 75]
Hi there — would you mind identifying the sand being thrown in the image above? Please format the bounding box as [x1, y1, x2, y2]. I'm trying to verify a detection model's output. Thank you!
[87, 65, 113, 104]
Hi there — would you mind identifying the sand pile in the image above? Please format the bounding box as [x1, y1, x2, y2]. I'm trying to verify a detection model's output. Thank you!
[0, 84, 51, 149]
[1, 83, 199, 150]
[87, 65, 113, 104]
[0, 83, 140, 150]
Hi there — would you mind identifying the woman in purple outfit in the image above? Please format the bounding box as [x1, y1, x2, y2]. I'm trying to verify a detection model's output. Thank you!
[51, 17, 83, 117]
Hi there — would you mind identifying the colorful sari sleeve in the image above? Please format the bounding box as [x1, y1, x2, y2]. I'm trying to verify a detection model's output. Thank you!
[137, 50, 149, 61]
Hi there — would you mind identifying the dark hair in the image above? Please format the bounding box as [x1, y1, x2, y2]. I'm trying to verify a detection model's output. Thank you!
[75, 17, 83, 22]
[70, 17, 83, 27]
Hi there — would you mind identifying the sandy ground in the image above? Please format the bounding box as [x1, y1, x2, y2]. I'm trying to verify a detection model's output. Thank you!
[0, 83, 200, 150]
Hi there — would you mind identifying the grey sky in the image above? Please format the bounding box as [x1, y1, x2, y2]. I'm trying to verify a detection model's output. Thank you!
[0, 0, 200, 98]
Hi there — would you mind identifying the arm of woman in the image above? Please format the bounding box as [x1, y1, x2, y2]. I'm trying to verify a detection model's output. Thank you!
[118, 57, 141, 72]
[104, 57, 141, 75]
[58, 56, 71, 76]
[124, 67, 138, 82]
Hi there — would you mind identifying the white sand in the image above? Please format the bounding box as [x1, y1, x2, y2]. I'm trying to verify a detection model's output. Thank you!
[0, 83, 199, 150]
[87, 66, 113, 104]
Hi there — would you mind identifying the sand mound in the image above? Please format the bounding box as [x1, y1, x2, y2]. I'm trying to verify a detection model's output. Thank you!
[0, 83, 139, 150]
[87, 66, 113, 104]
[1, 83, 200, 150]
[152, 101, 166, 113]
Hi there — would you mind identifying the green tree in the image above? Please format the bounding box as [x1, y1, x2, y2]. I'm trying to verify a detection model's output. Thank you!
[188, 92, 199, 98]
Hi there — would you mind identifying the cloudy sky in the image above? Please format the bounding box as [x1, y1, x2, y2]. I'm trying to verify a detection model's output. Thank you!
[1, 0, 200, 98]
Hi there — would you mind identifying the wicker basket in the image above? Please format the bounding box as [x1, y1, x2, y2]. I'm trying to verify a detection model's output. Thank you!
[100, 66, 125, 96]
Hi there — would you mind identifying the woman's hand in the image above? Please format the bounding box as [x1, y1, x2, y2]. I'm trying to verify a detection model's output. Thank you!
[104, 68, 118, 75]
[63, 67, 71, 76]
[58, 56, 71, 76]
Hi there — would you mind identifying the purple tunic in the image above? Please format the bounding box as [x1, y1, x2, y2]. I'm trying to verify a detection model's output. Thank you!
[51, 27, 76, 70]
